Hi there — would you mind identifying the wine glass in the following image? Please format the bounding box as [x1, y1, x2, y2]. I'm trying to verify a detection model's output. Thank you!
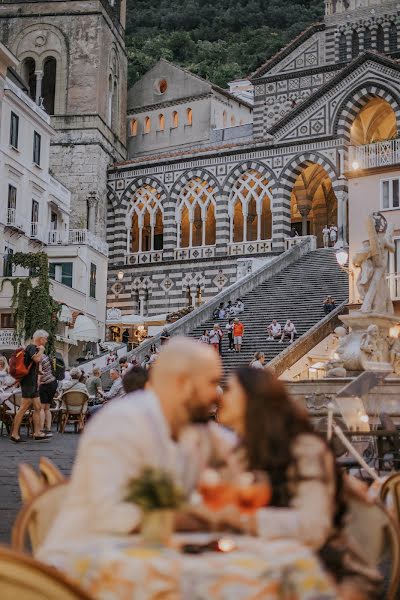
[234, 471, 271, 514]
[198, 469, 236, 510]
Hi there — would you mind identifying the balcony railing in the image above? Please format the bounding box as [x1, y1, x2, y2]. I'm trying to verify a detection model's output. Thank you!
[175, 246, 216, 260]
[387, 273, 400, 300]
[48, 229, 108, 256]
[349, 139, 400, 170]
[0, 329, 19, 348]
[125, 250, 164, 265]
[285, 235, 317, 251]
[7, 208, 15, 225]
[30, 222, 39, 238]
[228, 240, 272, 256]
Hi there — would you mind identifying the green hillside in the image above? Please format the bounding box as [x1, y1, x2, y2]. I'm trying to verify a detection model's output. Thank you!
[125, 0, 325, 88]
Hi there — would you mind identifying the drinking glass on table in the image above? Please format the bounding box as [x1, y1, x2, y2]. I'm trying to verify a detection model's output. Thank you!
[234, 471, 271, 514]
[198, 469, 236, 511]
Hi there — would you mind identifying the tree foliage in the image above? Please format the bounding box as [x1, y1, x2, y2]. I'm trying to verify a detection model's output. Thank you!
[125, 0, 324, 87]
[1, 252, 60, 354]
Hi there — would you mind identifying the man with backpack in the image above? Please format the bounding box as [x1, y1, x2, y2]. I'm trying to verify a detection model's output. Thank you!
[10, 330, 52, 442]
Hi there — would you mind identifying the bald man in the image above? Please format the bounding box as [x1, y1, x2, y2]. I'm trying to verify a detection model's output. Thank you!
[37, 338, 227, 561]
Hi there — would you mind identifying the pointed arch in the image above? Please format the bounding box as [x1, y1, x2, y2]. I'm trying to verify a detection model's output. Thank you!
[333, 83, 400, 142]
[175, 176, 218, 248]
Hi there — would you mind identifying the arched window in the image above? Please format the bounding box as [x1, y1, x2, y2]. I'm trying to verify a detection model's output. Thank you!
[172, 111, 179, 128]
[222, 111, 227, 128]
[158, 114, 165, 131]
[111, 80, 118, 131]
[186, 107, 193, 125]
[389, 23, 398, 52]
[22, 57, 36, 101]
[128, 185, 164, 253]
[176, 178, 217, 248]
[377, 25, 385, 53]
[230, 115, 236, 126]
[107, 75, 113, 126]
[352, 30, 359, 58]
[229, 169, 273, 244]
[130, 119, 137, 136]
[107, 51, 119, 132]
[338, 33, 347, 62]
[364, 28, 372, 50]
[144, 116, 151, 133]
[42, 57, 57, 115]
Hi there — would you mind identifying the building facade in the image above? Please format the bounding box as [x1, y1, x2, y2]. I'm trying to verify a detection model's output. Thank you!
[106, 0, 400, 321]
[0, 0, 128, 240]
[0, 43, 108, 364]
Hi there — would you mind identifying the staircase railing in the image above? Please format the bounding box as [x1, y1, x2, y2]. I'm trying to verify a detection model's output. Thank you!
[268, 300, 348, 378]
[128, 237, 316, 362]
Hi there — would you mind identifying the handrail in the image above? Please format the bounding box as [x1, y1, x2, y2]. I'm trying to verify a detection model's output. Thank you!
[268, 300, 348, 378]
[127, 237, 316, 362]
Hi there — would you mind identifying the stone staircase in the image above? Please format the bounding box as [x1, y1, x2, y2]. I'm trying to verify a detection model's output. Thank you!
[186, 248, 349, 376]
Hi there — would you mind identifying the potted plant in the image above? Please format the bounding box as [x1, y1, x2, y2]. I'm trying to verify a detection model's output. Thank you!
[125, 467, 186, 545]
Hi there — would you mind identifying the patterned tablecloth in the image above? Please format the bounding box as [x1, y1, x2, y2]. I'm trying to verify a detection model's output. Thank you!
[48, 534, 337, 600]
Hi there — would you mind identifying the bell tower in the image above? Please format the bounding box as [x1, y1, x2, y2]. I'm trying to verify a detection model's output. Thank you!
[0, 0, 127, 239]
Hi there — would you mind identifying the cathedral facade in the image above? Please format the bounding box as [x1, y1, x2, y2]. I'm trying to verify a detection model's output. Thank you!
[107, 0, 400, 317]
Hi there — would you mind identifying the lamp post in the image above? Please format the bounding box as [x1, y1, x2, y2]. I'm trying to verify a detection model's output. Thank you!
[335, 248, 355, 303]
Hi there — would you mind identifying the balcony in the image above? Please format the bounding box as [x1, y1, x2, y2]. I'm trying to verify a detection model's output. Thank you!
[30, 222, 39, 239]
[349, 139, 400, 170]
[0, 329, 19, 348]
[48, 229, 108, 256]
[125, 250, 164, 265]
[228, 240, 272, 256]
[5, 208, 24, 232]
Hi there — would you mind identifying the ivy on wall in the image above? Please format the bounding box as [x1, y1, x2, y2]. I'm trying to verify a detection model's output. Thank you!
[0, 252, 60, 354]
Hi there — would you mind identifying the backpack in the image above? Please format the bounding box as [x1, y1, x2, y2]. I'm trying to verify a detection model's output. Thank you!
[9, 347, 32, 382]
[51, 353, 66, 381]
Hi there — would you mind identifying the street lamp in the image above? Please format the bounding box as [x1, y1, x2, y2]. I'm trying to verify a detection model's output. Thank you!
[335, 248, 349, 270]
[117, 270, 124, 281]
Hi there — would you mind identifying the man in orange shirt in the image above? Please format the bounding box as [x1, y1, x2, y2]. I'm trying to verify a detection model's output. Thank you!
[233, 318, 244, 353]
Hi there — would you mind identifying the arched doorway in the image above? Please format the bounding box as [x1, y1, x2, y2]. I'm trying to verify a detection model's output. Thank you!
[290, 164, 337, 247]
[350, 97, 397, 145]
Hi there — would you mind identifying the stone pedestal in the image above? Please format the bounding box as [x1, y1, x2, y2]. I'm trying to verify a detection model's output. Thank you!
[336, 311, 399, 373]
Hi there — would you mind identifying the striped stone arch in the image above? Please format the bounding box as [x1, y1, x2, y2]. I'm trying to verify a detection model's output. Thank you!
[333, 83, 400, 141]
[120, 176, 168, 212]
[170, 168, 222, 201]
[276, 152, 339, 244]
[222, 160, 277, 195]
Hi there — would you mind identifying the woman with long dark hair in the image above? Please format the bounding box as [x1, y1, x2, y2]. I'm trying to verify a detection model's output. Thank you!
[217, 366, 338, 548]
[216, 367, 381, 599]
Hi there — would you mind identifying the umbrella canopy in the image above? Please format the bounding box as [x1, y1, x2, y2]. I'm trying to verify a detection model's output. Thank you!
[70, 315, 99, 342]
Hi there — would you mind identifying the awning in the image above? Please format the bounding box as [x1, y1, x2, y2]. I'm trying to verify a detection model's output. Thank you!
[70, 315, 99, 342]
[106, 313, 167, 326]
[59, 304, 73, 324]
[56, 334, 78, 346]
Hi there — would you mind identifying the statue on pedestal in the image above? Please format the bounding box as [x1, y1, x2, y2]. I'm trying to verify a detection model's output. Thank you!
[325, 212, 398, 376]
[353, 212, 395, 314]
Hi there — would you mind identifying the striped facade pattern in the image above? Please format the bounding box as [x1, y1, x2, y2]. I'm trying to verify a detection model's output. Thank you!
[106, 11, 400, 316]
[334, 84, 400, 142]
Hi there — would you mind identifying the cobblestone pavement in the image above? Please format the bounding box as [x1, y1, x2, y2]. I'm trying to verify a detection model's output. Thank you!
[0, 430, 79, 544]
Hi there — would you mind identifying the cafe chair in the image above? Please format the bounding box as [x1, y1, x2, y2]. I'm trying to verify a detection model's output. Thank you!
[39, 457, 66, 487]
[12, 482, 68, 554]
[59, 391, 89, 433]
[0, 545, 94, 599]
[18, 464, 45, 504]
[380, 472, 400, 525]
[346, 497, 400, 600]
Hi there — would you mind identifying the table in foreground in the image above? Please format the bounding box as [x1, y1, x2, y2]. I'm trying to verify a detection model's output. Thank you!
[44, 534, 336, 599]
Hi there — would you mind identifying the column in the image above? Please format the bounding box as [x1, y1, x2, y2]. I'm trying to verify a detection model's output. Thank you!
[215, 191, 230, 257]
[161, 193, 177, 261]
[87, 193, 98, 234]
[139, 290, 146, 316]
[334, 186, 348, 248]
[138, 223, 143, 253]
[201, 217, 206, 246]
[189, 217, 193, 248]
[35, 70, 43, 106]
[190, 287, 196, 307]
[256, 208, 262, 241]
[150, 225, 155, 251]
[242, 207, 248, 242]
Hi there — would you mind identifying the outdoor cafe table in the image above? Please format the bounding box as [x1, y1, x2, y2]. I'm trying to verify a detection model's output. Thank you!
[46, 533, 336, 599]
